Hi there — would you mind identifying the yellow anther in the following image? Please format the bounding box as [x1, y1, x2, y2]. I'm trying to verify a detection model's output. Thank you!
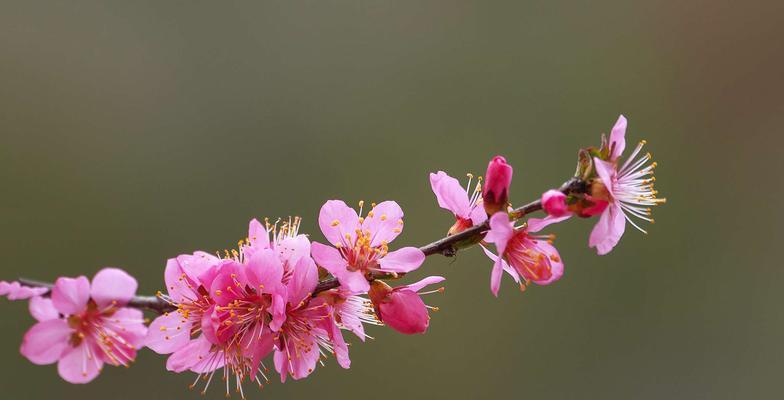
[380, 214, 387, 221]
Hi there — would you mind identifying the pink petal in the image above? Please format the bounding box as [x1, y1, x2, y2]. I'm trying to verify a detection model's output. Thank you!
[609, 115, 627, 161]
[90, 268, 138, 307]
[274, 235, 311, 270]
[286, 257, 319, 305]
[490, 257, 504, 297]
[106, 308, 147, 348]
[589, 202, 626, 255]
[335, 302, 366, 341]
[593, 157, 616, 195]
[20, 319, 71, 364]
[532, 241, 564, 285]
[311, 242, 348, 275]
[362, 201, 406, 247]
[29, 296, 59, 322]
[185, 336, 225, 373]
[166, 337, 209, 372]
[176, 251, 220, 284]
[57, 343, 103, 384]
[209, 261, 246, 307]
[245, 248, 284, 295]
[51, 276, 90, 315]
[324, 318, 351, 369]
[163, 258, 193, 304]
[248, 218, 270, 250]
[404, 276, 445, 293]
[469, 204, 488, 226]
[146, 312, 192, 354]
[481, 246, 520, 284]
[378, 247, 425, 273]
[527, 214, 572, 233]
[318, 200, 359, 246]
[429, 171, 470, 218]
[485, 212, 514, 255]
[0, 281, 49, 300]
[338, 270, 370, 293]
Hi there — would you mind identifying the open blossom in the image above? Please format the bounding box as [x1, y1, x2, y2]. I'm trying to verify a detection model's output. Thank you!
[483, 156, 513, 215]
[19, 268, 147, 383]
[430, 171, 487, 235]
[274, 255, 351, 382]
[483, 213, 564, 296]
[368, 276, 444, 334]
[589, 115, 666, 255]
[0, 281, 49, 300]
[312, 200, 425, 293]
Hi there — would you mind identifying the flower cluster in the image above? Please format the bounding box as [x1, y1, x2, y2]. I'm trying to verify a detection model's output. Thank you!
[1, 115, 664, 397]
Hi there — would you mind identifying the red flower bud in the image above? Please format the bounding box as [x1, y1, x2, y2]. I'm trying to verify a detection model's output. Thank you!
[369, 281, 430, 335]
[483, 156, 513, 215]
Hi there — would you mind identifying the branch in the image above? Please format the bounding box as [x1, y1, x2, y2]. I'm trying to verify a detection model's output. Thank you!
[18, 176, 585, 314]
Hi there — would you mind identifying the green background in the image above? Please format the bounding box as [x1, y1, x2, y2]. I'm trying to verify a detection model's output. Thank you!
[1, 1, 781, 399]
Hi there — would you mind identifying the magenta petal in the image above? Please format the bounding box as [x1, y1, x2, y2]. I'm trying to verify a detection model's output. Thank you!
[57, 344, 103, 384]
[379, 290, 429, 334]
[318, 200, 359, 246]
[107, 308, 147, 348]
[20, 319, 71, 364]
[404, 276, 445, 293]
[286, 257, 319, 305]
[90, 268, 138, 307]
[609, 115, 627, 161]
[589, 203, 626, 255]
[146, 312, 192, 354]
[485, 212, 514, 255]
[176, 252, 220, 283]
[311, 242, 348, 275]
[363, 201, 406, 247]
[186, 336, 224, 373]
[542, 189, 569, 217]
[430, 171, 471, 218]
[379, 247, 425, 273]
[51, 276, 90, 315]
[29, 296, 59, 322]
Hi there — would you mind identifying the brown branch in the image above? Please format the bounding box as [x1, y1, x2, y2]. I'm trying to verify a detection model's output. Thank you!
[18, 176, 585, 314]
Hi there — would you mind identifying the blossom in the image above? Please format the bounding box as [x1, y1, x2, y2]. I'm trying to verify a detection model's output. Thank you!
[147, 246, 289, 395]
[274, 255, 350, 382]
[19, 268, 147, 384]
[483, 213, 564, 296]
[589, 115, 666, 255]
[429, 171, 487, 235]
[0, 281, 49, 300]
[541, 190, 569, 218]
[243, 217, 311, 275]
[368, 276, 445, 334]
[312, 200, 425, 293]
[483, 156, 513, 215]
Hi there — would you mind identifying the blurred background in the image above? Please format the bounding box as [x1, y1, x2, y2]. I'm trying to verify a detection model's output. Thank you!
[1, 1, 781, 399]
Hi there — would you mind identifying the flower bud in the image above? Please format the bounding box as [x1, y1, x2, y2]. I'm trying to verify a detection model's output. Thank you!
[369, 281, 430, 334]
[483, 156, 513, 215]
[541, 190, 568, 217]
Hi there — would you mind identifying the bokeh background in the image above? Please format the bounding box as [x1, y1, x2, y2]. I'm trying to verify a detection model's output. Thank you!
[1, 1, 782, 399]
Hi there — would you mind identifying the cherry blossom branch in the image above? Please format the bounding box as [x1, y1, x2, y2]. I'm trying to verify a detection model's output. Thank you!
[17, 176, 586, 315]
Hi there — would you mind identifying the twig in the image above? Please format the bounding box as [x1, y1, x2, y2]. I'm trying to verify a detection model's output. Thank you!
[18, 176, 585, 314]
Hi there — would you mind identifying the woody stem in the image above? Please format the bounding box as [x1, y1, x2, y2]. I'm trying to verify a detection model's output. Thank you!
[20, 176, 586, 314]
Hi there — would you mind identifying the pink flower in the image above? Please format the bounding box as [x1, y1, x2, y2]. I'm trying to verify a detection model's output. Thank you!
[0, 281, 49, 300]
[312, 200, 425, 293]
[243, 216, 311, 275]
[368, 276, 445, 334]
[147, 244, 290, 395]
[274, 256, 350, 382]
[589, 115, 666, 255]
[483, 213, 565, 297]
[19, 268, 147, 384]
[429, 171, 487, 235]
[483, 156, 513, 215]
[316, 288, 380, 342]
